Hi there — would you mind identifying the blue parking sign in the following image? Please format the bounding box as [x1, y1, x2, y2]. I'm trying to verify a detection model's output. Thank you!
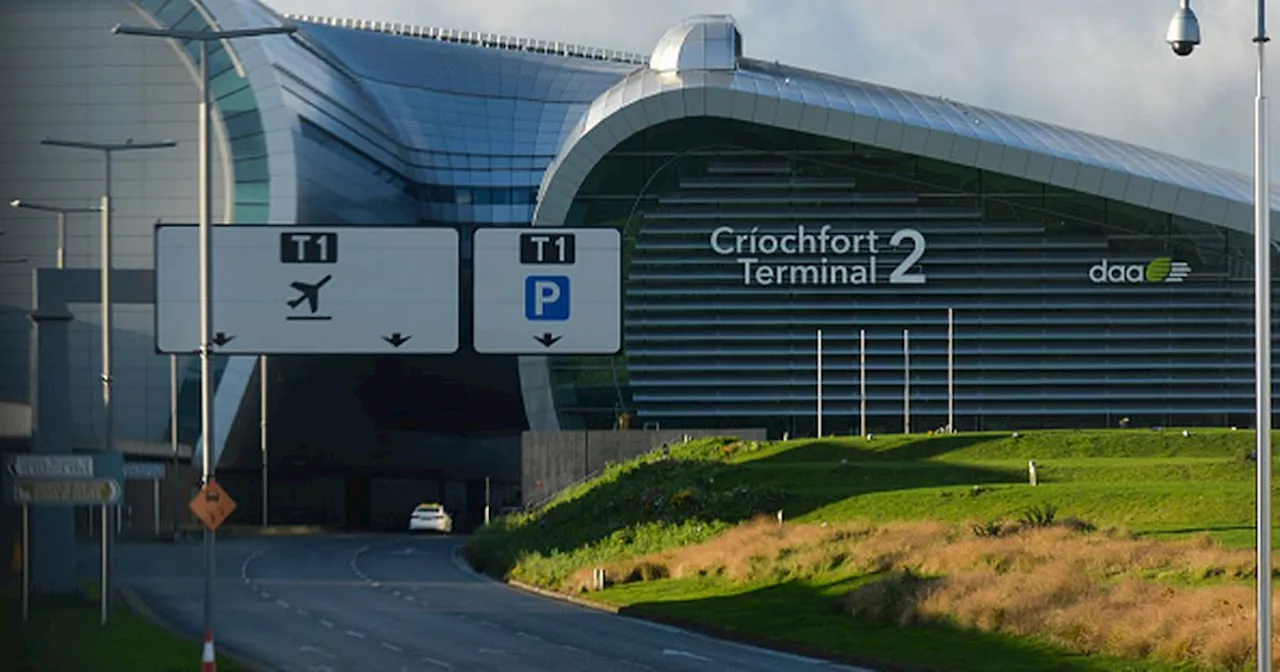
[525, 276, 570, 321]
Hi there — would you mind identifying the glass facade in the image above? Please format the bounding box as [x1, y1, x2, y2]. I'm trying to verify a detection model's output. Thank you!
[552, 117, 1267, 436]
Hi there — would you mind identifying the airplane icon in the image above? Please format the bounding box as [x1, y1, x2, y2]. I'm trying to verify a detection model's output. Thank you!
[287, 275, 332, 314]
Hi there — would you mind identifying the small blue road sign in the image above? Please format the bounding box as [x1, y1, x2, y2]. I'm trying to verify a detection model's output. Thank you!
[525, 276, 570, 321]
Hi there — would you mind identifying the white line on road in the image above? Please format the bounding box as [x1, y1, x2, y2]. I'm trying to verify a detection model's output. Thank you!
[345, 630, 366, 639]
[380, 642, 404, 653]
[662, 649, 714, 662]
[515, 631, 542, 642]
[478, 647, 507, 656]
[421, 657, 453, 669]
[276, 600, 290, 609]
[479, 620, 500, 629]
[319, 620, 335, 629]
[619, 661, 655, 670]
[261, 592, 273, 600]
[404, 595, 416, 602]
[299, 645, 336, 660]
[296, 609, 310, 617]
[392, 591, 402, 597]
[562, 645, 590, 655]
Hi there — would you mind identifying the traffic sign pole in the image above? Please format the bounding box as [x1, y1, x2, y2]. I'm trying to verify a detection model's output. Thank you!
[100, 504, 108, 625]
[21, 504, 29, 625]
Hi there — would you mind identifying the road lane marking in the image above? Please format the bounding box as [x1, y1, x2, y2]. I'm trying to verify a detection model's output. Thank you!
[345, 630, 366, 639]
[392, 590, 402, 597]
[260, 592, 273, 600]
[562, 645, 589, 655]
[421, 657, 453, 669]
[296, 609, 310, 617]
[404, 595, 416, 602]
[478, 647, 507, 656]
[619, 662, 655, 670]
[479, 620, 500, 629]
[662, 649, 713, 662]
[516, 631, 542, 642]
[276, 600, 290, 609]
[380, 642, 403, 653]
[319, 619, 335, 629]
[299, 645, 336, 660]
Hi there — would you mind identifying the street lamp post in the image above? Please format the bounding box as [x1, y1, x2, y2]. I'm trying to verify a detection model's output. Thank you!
[1166, 1, 1271, 667]
[37, 138, 174, 621]
[111, 20, 297, 656]
[8, 199, 103, 269]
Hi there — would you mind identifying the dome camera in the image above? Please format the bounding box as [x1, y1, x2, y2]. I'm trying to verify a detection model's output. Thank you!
[1166, 2, 1201, 57]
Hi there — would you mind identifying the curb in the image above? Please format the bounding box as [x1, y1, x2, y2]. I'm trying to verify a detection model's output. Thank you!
[117, 587, 275, 672]
[491, 569, 937, 672]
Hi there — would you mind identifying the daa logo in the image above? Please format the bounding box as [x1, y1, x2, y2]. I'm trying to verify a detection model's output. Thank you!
[1089, 257, 1191, 284]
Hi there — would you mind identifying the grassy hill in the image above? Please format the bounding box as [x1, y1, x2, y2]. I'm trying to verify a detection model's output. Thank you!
[465, 428, 1268, 671]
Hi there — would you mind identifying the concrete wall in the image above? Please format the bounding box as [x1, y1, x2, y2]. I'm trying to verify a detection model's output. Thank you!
[520, 428, 768, 507]
[0, 0, 232, 445]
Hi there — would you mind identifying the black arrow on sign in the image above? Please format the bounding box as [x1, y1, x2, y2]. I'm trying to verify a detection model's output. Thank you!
[534, 332, 563, 348]
[212, 332, 235, 347]
[383, 333, 412, 348]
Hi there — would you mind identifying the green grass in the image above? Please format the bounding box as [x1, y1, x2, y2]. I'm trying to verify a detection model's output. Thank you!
[0, 595, 246, 672]
[599, 575, 1205, 672]
[465, 428, 1270, 671]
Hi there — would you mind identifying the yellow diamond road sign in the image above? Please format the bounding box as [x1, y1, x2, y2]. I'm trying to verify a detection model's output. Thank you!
[13, 479, 121, 505]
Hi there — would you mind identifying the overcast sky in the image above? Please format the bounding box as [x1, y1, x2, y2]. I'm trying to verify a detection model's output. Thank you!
[260, 0, 1275, 178]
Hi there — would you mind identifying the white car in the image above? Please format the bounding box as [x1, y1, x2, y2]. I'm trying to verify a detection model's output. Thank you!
[408, 503, 453, 533]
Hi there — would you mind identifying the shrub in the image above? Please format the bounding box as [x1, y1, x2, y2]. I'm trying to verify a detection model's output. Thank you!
[1019, 503, 1057, 528]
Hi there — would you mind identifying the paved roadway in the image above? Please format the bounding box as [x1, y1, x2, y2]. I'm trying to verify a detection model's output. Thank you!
[106, 534, 875, 672]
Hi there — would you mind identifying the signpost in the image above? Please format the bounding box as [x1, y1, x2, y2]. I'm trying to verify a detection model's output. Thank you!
[4, 452, 123, 625]
[154, 225, 461, 355]
[472, 228, 622, 354]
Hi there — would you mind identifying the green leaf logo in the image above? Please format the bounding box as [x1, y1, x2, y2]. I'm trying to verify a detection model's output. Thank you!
[1146, 257, 1173, 283]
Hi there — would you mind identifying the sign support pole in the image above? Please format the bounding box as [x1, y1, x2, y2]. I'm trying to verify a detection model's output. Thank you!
[261, 354, 268, 528]
[903, 329, 911, 435]
[100, 504, 108, 626]
[484, 476, 491, 525]
[170, 354, 179, 539]
[21, 504, 29, 625]
[816, 329, 823, 438]
[859, 329, 867, 437]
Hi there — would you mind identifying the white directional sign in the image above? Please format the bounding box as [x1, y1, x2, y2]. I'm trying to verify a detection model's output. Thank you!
[472, 228, 621, 354]
[156, 226, 460, 355]
[7, 455, 93, 479]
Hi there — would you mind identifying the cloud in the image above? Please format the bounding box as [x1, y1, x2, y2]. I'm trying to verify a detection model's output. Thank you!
[262, 0, 1279, 175]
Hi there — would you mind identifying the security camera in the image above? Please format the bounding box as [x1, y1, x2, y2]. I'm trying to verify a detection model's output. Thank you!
[1166, 2, 1201, 57]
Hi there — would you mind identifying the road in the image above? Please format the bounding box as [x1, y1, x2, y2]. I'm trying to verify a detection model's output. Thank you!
[107, 534, 876, 672]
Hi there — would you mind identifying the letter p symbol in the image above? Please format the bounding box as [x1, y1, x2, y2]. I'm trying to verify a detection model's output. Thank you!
[525, 276, 570, 321]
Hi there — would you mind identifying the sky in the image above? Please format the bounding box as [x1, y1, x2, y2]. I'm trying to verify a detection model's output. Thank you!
[259, 0, 1275, 177]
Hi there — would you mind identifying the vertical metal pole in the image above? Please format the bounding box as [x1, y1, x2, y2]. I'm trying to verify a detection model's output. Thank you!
[198, 38, 216, 647]
[1255, 1, 1274, 667]
[859, 329, 867, 437]
[948, 308, 955, 433]
[261, 355, 268, 528]
[99, 150, 114, 619]
[56, 211, 66, 269]
[171, 354, 179, 538]
[153, 479, 160, 537]
[21, 504, 29, 625]
[100, 504, 108, 626]
[484, 476, 491, 525]
[816, 329, 823, 438]
[903, 329, 910, 435]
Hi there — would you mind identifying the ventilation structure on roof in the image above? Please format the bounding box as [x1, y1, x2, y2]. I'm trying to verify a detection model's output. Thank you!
[649, 14, 742, 73]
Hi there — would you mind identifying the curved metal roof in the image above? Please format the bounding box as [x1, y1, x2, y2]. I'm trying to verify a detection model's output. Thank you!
[521, 15, 1279, 431]
[532, 48, 1276, 240]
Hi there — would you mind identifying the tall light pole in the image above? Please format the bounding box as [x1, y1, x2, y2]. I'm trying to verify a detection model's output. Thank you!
[38, 138, 174, 620]
[1166, 2, 1270, 667]
[8, 199, 103, 269]
[112, 21, 297, 658]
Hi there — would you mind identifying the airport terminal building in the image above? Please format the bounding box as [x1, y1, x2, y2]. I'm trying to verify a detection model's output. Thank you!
[1, 0, 1276, 492]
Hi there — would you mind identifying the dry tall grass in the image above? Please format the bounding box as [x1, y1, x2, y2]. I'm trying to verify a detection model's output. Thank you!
[570, 516, 1274, 670]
